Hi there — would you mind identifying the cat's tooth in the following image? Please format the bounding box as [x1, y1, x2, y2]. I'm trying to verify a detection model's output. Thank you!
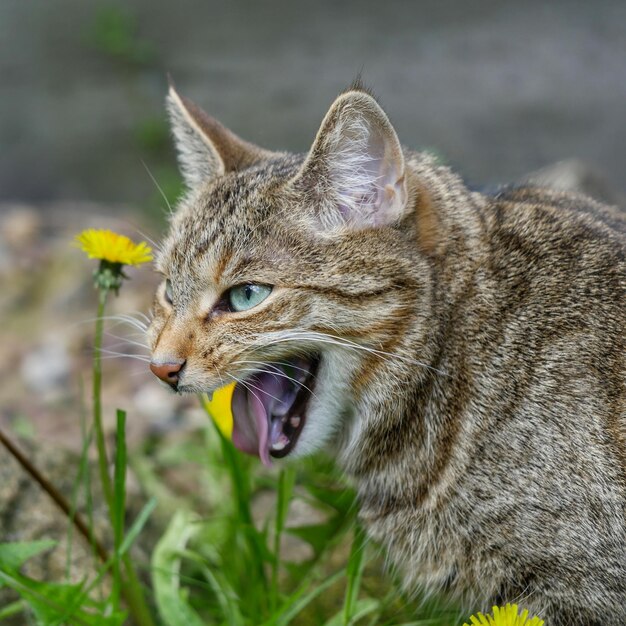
[271, 435, 289, 451]
[290, 416, 301, 428]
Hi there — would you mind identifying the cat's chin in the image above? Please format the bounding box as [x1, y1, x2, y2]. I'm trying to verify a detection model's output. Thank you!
[230, 354, 321, 466]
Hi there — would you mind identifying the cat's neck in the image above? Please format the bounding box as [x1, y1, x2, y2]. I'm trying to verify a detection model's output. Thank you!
[339, 157, 491, 512]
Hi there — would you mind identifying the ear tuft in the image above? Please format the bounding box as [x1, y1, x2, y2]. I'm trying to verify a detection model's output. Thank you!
[292, 90, 407, 230]
[166, 85, 277, 188]
[345, 74, 374, 98]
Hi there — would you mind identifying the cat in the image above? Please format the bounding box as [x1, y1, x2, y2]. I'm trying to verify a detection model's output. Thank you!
[148, 80, 626, 625]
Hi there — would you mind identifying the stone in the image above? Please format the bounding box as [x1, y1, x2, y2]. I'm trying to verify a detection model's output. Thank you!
[20, 336, 71, 395]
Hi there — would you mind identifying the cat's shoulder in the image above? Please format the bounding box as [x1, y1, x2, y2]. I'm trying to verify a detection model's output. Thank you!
[490, 184, 624, 232]
[474, 184, 625, 310]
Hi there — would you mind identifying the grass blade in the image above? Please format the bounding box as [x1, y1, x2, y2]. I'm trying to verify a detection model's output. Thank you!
[152, 510, 205, 626]
[0, 600, 25, 620]
[111, 409, 127, 608]
[343, 523, 367, 625]
[58, 497, 157, 626]
[119, 497, 157, 556]
[175, 549, 245, 626]
[270, 467, 295, 611]
[324, 598, 380, 626]
[264, 569, 343, 626]
[0, 541, 57, 572]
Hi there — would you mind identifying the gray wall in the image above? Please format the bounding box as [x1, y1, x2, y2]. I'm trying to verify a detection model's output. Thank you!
[2, 0, 625, 205]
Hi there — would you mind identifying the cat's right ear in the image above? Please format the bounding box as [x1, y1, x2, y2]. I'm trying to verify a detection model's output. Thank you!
[166, 84, 274, 187]
[290, 87, 408, 231]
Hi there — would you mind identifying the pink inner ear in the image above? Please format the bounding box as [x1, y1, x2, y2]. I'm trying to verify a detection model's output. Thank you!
[328, 114, 405, 228]
[337, 191, 378, 222]
[337, 202, 351, 220]
[293, 90, 407, 230]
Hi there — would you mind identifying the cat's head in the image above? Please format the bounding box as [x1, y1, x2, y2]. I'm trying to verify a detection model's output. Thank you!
[148, 83, 432, 466]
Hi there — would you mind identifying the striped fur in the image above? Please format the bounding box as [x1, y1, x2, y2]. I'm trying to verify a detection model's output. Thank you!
[149, 85, 626, 624]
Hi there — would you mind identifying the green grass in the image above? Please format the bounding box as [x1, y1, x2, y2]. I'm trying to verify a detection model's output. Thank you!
[135, 405, 465, 626]
[0, 397, 466, 625]
[0, 264, 466, 624]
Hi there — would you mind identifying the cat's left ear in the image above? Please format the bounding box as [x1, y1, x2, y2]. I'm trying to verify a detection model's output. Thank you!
[167, 83, 277, 188]
[291, 88, 407, 229]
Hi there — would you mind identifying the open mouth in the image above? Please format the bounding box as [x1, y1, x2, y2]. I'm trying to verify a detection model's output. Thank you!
[230, 355, 319, 466]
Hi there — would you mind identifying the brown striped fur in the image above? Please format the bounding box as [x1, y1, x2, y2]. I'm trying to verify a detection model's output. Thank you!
[149, 83, 626, 624]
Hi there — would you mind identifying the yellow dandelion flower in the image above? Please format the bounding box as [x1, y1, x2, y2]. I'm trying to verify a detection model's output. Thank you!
[74, 229, 153, 266]
[464, 604, 544, 626]
[201, 382, 235, 439]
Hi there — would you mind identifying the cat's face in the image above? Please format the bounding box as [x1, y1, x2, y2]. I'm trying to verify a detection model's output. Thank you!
[148, 85, 423, 465]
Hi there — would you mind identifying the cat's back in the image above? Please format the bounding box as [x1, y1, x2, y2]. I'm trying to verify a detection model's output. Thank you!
[488, 185, 625, 258]
[412, 185, 626, 621]
[483, 185, 624, 328]
[476, 184, 625, 462]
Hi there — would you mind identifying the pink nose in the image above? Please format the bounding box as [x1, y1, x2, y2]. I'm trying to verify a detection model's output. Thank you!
[150, 360, 185, 387]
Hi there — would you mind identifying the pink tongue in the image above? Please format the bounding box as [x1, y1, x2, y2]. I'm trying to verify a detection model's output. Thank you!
[231, 389, 271, 466]
[230, 372, 288, 467]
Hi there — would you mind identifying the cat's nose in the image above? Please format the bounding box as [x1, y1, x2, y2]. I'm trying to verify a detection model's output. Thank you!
[150, 359, 186, 388]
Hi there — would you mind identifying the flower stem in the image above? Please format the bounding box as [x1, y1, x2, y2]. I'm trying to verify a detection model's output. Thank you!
[93, 288, 155, 626]
[93, 288, 114, 510]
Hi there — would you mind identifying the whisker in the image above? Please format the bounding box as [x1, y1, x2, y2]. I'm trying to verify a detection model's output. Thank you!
[108, 320, 149, 334]
[114, 331, 151, 341]
[250, 330, 448, 377]
[96, 346, 150, 358]
[104, 342, 150, 356]
[104, 332, 150, 351]
[244, 336, 395, 388]
[77, 314, 150, 334]
[210, 364, 225, 388]
[227, 373, 266, 408]
[234, 365, 318, 400]
[232, 359, 312, 377]
[99, 356, 150, 363]
[142, 160, 175, 216]
[133, 228, 159, 252]
[96, 348, 151, 362]
[111, 313, 150, 328]
[123, 310, 152, 324]
[336, 335, 432, 368]
[227, 374, 284, 405]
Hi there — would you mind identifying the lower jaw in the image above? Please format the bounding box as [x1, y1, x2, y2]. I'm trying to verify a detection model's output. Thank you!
[269, 354, 320, 459]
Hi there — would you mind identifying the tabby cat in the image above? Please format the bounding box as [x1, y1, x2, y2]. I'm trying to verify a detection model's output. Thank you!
[148, 82, 626, 625]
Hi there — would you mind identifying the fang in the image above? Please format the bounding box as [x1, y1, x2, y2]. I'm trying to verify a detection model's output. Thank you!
[272, 434, 290, 451]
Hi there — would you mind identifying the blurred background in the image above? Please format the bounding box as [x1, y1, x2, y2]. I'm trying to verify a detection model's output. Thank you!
[3, 0, 626, 207]
[0, 0, 624, 611]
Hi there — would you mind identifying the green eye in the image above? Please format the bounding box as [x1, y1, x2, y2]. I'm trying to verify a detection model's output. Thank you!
[228, 284, 272, 312]
[164, 279, 173, 304]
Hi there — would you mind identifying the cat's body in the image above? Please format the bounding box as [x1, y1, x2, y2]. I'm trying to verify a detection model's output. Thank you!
[149, 83, 626, 624]
[352, 181, 626, 625]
